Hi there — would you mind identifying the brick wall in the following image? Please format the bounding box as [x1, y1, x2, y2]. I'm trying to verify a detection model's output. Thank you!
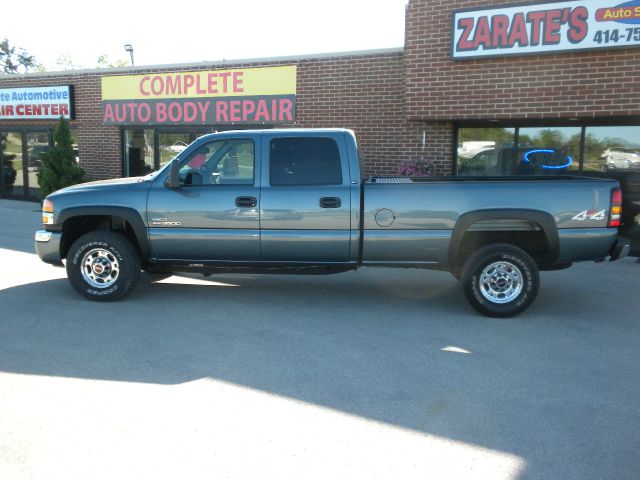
[405, 0, 640, 121]
[294, 51, 407, 175]
[0, 50, 409, 180]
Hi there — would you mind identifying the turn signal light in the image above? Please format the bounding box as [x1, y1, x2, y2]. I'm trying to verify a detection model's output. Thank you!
[608, 188, 622, 228]
[42, 199, 54, 213]
[42, 199, 54, 225]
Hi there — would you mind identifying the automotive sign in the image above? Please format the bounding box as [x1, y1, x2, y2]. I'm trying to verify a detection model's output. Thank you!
[452, 0, 640, 59]
[0, 86, 73, 119]
[101, 65, 296, 125]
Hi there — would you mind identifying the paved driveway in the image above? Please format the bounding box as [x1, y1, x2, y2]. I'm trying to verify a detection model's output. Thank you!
[1, 199, 639, 480]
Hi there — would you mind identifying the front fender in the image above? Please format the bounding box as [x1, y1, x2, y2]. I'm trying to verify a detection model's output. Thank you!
[57, 206, 150, 259]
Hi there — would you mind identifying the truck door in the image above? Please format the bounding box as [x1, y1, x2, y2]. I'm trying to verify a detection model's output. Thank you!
[260, 134, 352, 262]
[147, 136, 261, 261]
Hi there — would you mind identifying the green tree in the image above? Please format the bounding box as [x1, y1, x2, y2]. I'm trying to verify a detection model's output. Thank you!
[37, 118, 85, 200]
[0, 38, 39, 73]
[459, 128, 514, 145]
[1, 133, 18, 195]
[56, 53, 83, 71]
[97, 54, 129, 68]
[535, 129, 565, 150]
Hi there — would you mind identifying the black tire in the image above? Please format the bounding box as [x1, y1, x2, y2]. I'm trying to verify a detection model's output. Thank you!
[461, 243, 539, 318]
[66, 231, 141, 301]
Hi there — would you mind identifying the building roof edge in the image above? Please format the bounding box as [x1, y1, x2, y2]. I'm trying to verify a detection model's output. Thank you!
[0, 47, 405, 79]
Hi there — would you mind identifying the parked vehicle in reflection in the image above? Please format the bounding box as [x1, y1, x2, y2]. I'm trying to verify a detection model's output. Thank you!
[457, 141, 495, 159]
[27, 144, 49, 172]
[603, 148, 640, 170]
[166, 141, 189, 154]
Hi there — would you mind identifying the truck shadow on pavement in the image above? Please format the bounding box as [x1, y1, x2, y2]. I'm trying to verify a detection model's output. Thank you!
[0, 265, 639, 480]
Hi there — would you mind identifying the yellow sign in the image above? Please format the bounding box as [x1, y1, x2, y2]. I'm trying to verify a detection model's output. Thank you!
[102, 65, 296, 100]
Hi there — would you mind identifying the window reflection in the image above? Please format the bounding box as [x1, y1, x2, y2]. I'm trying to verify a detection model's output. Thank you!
[457, 128, 515, 176]
[26, 131, 50, 198]
[125, 129, 154, 176]
[584, 126, 640, 172]
[70, 129, 80, 166]
[159, 133, 191, 168]
[457, 125, 639, 176]
[1, 132, 22, 196]
[518, 127, 581, 175]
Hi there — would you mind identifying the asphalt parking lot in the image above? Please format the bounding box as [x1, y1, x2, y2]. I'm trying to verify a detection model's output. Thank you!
[1, 198, 639, 480]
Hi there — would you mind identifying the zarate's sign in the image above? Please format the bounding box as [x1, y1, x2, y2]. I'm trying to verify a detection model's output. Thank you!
[452, 0, 640, 59]
[101, 65, 297, 125]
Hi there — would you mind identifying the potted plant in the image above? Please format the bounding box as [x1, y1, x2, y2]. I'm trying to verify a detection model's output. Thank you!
[397, 157, 436, 177]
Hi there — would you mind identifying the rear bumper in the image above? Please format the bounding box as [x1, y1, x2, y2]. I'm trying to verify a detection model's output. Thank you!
[609, 236, 630, 261]
[557, 228, 630, 262]
[34, 230, 63, 266]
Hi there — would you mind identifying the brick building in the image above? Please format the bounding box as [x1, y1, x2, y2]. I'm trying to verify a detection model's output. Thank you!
[1, 0, 639, 199]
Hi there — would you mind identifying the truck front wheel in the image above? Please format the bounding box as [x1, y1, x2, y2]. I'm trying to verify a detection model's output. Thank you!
[461, 243, 539, 318]
[66, 231, 141, 301]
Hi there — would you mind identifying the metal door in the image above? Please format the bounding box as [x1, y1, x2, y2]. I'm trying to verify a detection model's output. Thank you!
[147, 135, 261, 261]
[259, 133, 352, 262]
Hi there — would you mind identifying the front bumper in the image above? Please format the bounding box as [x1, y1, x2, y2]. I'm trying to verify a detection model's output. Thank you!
[34, 230, 63, 266]
[609, 235, 630, 261]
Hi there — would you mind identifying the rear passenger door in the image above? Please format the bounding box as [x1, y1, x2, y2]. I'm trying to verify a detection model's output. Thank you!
[260, 134, 352, 262]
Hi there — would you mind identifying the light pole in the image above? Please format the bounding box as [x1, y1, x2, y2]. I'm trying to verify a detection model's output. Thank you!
[124, 44, 134, 66]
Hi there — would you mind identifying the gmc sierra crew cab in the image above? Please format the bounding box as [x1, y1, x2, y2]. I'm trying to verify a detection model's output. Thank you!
[35, 129, 629, 317]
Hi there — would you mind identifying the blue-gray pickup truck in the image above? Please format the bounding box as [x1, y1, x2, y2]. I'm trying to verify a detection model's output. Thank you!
[35, 129, 630, 317]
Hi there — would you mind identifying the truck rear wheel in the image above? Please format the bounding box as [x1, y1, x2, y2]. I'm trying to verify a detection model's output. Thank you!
[461, 243, 539, 318]
[66, 231, 141, 301]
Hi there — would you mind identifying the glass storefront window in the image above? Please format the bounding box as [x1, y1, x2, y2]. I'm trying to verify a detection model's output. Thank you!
[583, 126, 640, 172]
[70, 129, 80, 166]
[159, 132, 191, 168]
[457, 128, 515, 176]
[456, 125, 630, 176]
[1, 132, 23, 196]
[125, 129, 154, 176]
[26, 131, 50, 198]
[518, 127, 581, 175]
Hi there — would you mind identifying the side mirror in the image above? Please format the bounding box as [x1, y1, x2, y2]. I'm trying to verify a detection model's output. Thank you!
[168, 159, 180, 189]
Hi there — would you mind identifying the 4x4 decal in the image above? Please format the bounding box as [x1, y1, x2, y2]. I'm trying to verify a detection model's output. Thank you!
[572, 209, 606, 221]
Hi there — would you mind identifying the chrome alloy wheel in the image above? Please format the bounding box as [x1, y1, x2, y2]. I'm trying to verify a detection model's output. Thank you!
[81, 248, 120, 289]
[478, 261, 523, 304]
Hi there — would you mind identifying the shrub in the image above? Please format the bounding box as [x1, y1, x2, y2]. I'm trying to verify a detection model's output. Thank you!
[38, 117, 85, 200]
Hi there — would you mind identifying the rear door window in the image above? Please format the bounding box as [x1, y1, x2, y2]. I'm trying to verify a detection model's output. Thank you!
[269, 137, 343, 186]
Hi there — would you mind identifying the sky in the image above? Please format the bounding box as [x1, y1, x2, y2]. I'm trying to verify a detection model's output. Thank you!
[4, 0, 407, 72]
